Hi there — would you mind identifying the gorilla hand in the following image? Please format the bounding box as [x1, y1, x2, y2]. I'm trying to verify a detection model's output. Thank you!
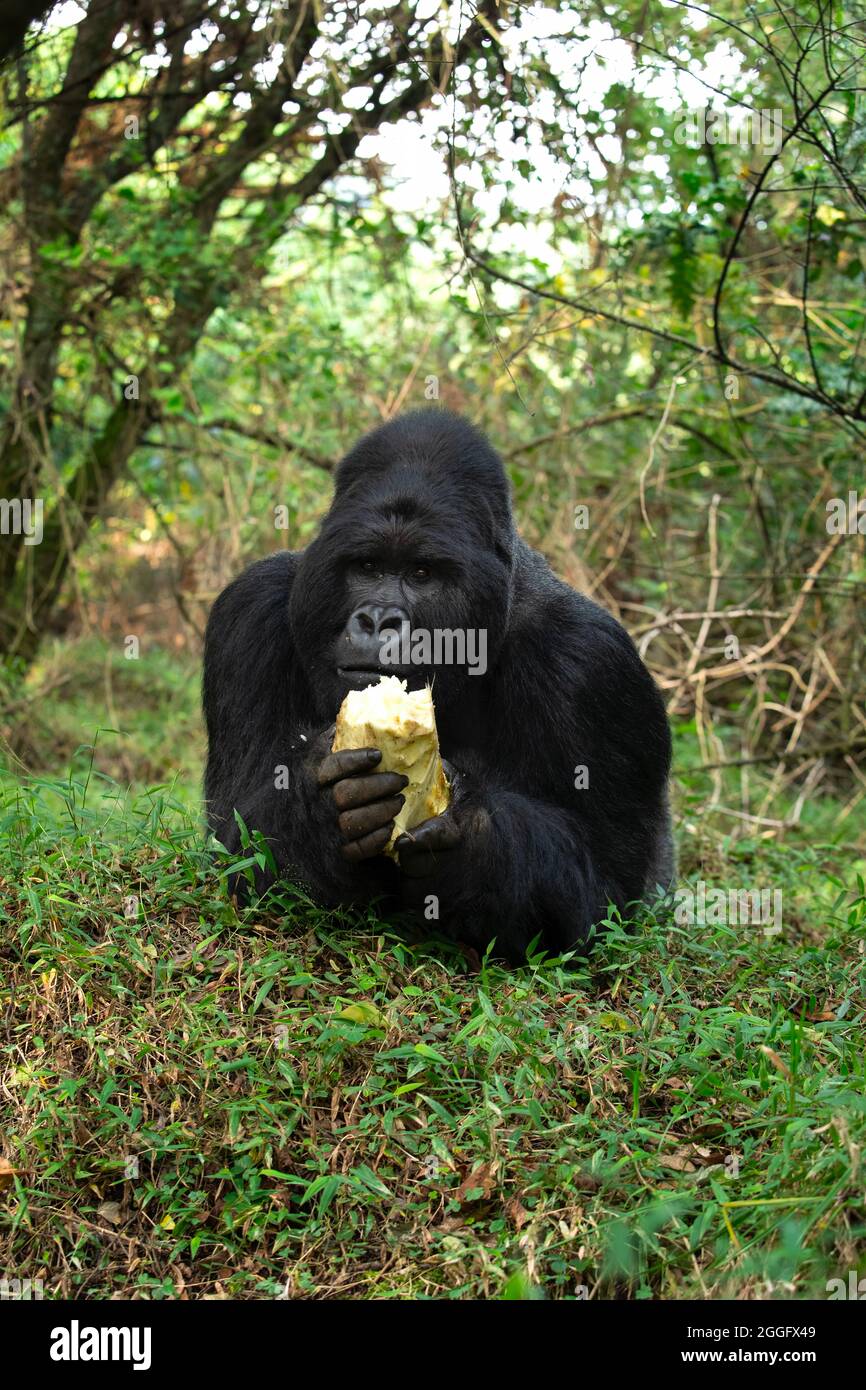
[315, 732, 407, 862]
[395, 809, 462, 880]
[395, 760, 465, 888]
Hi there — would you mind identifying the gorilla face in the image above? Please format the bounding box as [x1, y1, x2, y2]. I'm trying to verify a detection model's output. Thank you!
[288, 411, 517, 718]
[333, 550, 448, 691]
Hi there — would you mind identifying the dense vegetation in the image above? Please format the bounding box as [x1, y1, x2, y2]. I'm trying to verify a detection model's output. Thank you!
[1, 0, 864, 1300]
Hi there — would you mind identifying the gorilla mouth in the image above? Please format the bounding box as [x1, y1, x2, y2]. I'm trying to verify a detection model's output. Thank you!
[338, 664, 423, 687]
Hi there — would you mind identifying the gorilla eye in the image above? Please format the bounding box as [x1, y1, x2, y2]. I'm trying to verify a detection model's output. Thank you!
[412, 565, 432, 583]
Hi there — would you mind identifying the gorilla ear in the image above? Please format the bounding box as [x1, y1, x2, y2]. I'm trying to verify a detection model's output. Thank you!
[472, 489, 514, 564]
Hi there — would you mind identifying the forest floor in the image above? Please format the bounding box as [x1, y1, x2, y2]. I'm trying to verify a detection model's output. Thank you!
[0, 637, 864, 1300]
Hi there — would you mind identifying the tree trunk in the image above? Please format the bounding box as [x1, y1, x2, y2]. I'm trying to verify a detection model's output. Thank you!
[0, 0, 500, 666]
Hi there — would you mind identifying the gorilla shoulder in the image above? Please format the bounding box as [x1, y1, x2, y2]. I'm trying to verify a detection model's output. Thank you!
[501, 540, 669, 748]
[205, 552, 299, 654]
[203, 552, 302, 727]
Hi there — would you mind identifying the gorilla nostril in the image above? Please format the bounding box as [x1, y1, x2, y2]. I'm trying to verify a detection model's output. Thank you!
[378, 610, 407, 636]
[350, 608, 376, 636]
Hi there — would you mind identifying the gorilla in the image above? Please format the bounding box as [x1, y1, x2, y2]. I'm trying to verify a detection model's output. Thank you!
[203, 409, 674, 962]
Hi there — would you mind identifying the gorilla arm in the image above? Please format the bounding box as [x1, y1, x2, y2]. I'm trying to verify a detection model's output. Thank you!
[396, 787, 608, 961]
[203, 554, 404, 901]
[397, 609, 672, 961]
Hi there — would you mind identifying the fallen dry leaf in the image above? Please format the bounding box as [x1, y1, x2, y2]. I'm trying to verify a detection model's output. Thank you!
[506, 1196, 530, 1230]
[658, 1154, 697, 1173]
[456, 1161, 497, 1204]
[0, 1158, 19, 1191]
[691, 1145, 728, 1167]
[759, 1044, 792, 1080]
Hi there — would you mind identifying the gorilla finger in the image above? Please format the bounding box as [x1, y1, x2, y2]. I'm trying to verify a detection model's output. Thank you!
[317, 747, 381, 787]
[340, 823, 393, 862]
[396, 815, 461, 855]
[338, 796, 403, 841]
[332, 771, 408, 811]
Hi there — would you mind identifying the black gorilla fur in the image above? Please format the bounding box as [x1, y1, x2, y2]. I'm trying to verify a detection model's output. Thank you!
[203, 409, 674, 961]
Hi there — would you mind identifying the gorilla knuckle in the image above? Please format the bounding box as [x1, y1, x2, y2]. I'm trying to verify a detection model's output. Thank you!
[331, 779, 357, 810]
[338, 798, 399, 839]
[341, 825, 391, 861]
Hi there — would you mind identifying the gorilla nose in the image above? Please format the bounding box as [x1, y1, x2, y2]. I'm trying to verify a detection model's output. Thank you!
[348, 604, 409, 640]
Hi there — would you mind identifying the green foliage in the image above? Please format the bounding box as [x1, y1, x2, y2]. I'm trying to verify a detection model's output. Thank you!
[1, 0, 865, 1304]
[0, 772, 863, 1299]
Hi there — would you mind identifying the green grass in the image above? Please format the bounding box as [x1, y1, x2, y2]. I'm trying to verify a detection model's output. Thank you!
[0, 634, 204, 797]
[1, 765, 865, 1300]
